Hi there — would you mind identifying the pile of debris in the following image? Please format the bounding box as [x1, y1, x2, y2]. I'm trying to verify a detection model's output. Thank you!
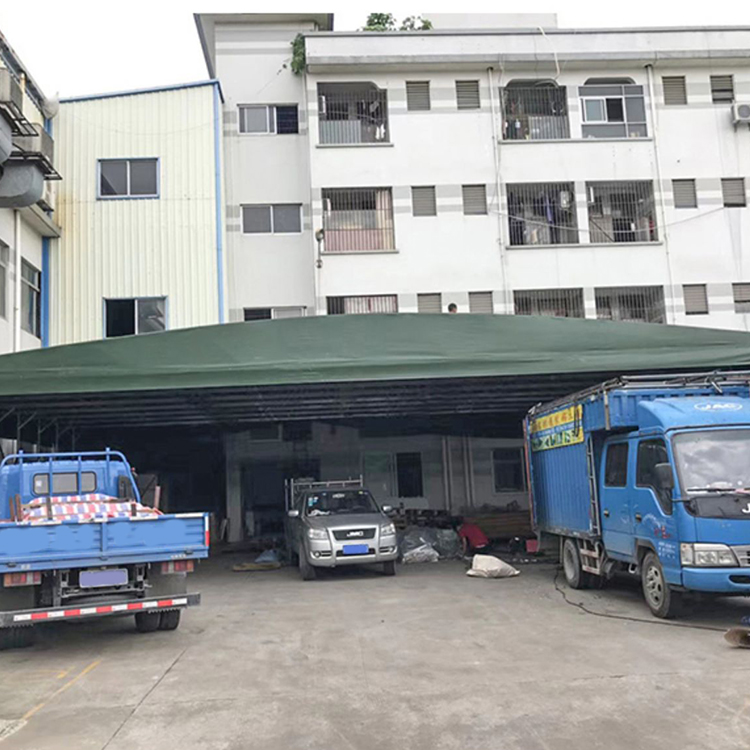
[399, 526, 461, 564]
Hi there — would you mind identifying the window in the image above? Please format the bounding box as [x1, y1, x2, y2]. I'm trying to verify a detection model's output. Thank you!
[242, 204, 302, 234]
[105, 297, 166, 338]
[636, 438, 672, 514]
[33, 472, 97, 496]
[244, 307, 305, 321]
[99, 158, 158, 198]
[0, 241, 8, 319]
[417, 293, 441, 314]
[662, 76, 687, 106]
[501, 81, 569, 140]
[683, 284, 709, 315]
[406, 81, 431, 111]
[492, 448, 525, 492]
[507, 182, 578, 245]
[587, 181, 657, 243]
[672, 179, 697, 209]
[318, 83, 388, 144]
[733, 283, 750, 313]
[595, 286, 666, 324]
[322, 188, 394, 251]
[456, 80, 480, 110]
[579, 79, 647, 138]
[604, 444, 629, 487]
[411, 186, 437, 217]
[21, 260, 41, 338]
[710, 75, 734, 104]
[722, 178, 746, 208]
[462, 184, 487, 215]
[469, 291, 493, 314]
[514, 288, 584, 318]
[238, 104, 299, 134]
[396, 452, 423, 498]
[327, 295, 398, 315]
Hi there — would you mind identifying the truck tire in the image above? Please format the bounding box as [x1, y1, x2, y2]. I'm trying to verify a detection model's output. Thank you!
[298, 545, 317, 581]
[382, 560, 396, 576]
[135, 611, 161, 632]
[562, 538, 590, 589]
[158, 610, 181, 631]
[641, 551, 682, 619]
[0, 627, 35, 651]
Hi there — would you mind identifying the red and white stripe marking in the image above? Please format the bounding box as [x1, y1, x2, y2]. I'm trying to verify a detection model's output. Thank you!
[12, 597, 188, 623]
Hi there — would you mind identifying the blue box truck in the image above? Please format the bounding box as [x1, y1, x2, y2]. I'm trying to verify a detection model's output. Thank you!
[0, 449, 209, 648]
[526, 371, 750, 618]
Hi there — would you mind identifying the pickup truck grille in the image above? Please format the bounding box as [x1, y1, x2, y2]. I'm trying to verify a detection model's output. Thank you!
[332, 528, 376, 541]
[732, 545, 750, 567]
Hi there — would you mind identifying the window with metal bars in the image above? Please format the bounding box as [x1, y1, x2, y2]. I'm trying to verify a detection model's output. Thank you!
[587, 181, 657, 243]
[501, 81, 569, 140]
[579, 79, 647, 138]
[672, 179, 697, 209]
[456, 80, 480, 110]
[244, 307, 305, 322]
[317, 83, 389, 144]
[21, 260, 41, 338]
[411, 186, 437, 217]
[662, 76, 687, 106]
[513, 288, 584, 318]
[238, 104, 299, 134]
[327, 295, 398, 315]
[734, 284, 750, 313]
[595, 286, 666, 324]
[469, 292, 493, 314]
[710, 75, 735, 104]
[417, 293, 441, 313]
[507, 182, 578, 246]
[722, 178, 746, 208]
[683, 285, 709, 315]
[321, 188, 395, 251]
[406, 81, 431, 111]
[462, 185, 487, 215]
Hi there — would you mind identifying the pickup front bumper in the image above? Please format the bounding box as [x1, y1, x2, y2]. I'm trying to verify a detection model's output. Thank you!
[0, 592, 200, 628]
[305, 536, 398, 568]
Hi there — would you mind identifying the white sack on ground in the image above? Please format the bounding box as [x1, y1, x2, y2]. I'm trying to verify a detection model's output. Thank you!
[466, 554, 520, 578]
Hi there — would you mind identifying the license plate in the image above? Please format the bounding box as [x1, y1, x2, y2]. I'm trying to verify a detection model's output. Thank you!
[342, 544, 369, 555]
[79, 569, 128, 588]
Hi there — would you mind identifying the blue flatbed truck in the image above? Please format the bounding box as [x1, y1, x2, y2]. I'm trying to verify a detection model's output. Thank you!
[526, 371, 750, 618]
[0, 450, 209, 648]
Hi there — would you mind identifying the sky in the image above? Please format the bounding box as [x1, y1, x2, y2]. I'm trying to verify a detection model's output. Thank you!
[0, 0, 749, 100]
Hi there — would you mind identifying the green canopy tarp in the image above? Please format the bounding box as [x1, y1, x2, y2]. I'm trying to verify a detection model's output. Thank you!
[0, 314, 749, 396]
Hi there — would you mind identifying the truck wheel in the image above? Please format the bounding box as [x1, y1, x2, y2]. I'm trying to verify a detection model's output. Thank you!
[135, 612, 161, 632]
[562, 538, 590, 589]
[382, 560, 396, 576]
[641, 552, 681, 619]
[299, 545, 317, 581]
[0, 627, 35, 651]
[158, 610, 181, 631]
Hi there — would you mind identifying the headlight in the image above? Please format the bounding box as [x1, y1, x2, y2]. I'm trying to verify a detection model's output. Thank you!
[380, 522, 396, 536]
[307, 528, 328, 540]
[681, 543, 737, 567]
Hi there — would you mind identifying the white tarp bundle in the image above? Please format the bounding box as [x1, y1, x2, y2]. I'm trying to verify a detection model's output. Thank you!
[466, 554, 520, 579]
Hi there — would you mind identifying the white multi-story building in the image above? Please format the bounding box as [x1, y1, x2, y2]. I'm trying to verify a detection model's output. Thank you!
[195, 13, 750, 330]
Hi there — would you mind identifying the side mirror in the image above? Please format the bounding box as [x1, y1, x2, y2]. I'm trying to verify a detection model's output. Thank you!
[653, 463, 674, 491]
[382, 505, 392, 513]
[287, 509, 300, 518]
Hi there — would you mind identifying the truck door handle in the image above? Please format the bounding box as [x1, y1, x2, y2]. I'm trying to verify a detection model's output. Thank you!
[603, 509, 610, 517]
[635, 513, 642, 522]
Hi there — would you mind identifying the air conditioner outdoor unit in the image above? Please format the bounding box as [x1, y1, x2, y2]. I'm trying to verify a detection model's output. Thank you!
[732, 102, 750, 125]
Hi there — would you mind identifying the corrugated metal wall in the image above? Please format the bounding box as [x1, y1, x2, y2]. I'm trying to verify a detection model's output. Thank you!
[53, 85, 221, 344]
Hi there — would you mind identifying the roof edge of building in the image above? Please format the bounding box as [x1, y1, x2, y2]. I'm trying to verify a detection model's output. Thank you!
[60, 79, 224, 105]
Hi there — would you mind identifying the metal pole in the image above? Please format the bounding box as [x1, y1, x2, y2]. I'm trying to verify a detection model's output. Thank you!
[13, 210, 22, 352]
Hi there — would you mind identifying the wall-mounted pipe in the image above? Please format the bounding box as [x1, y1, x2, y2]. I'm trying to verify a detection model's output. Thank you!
[12, 209, 21, 352]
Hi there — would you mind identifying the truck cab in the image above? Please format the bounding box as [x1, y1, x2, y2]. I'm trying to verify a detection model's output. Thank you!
[527, 373, 750, 618]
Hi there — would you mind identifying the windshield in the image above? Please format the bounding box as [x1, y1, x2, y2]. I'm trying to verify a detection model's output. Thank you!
[673, 429, 750, 493]
[303, 490, 379, 516]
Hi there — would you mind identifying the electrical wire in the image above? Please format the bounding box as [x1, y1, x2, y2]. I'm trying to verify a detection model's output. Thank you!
[553, 568, 726, 632]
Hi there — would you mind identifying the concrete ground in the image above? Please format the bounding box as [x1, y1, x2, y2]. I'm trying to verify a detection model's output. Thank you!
[1, 556, 749, 750]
